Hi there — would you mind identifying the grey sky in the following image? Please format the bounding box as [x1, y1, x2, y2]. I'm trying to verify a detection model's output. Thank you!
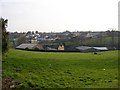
[1, 0, 119, 32]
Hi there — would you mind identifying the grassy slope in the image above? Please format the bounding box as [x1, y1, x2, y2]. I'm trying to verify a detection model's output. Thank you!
[3, 49, 118, 88]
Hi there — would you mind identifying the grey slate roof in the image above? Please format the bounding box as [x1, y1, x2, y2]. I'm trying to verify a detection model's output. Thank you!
[93, 47, 108, 50]
[16, 43, 38, 49]
[76, 46, 108, 51]
[76, 46, 91, 50]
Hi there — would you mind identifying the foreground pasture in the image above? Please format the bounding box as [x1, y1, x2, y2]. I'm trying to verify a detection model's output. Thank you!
[2, 49, 118, 88]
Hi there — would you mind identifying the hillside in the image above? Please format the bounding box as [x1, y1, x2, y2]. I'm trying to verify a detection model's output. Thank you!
[2, 49, 119, 89]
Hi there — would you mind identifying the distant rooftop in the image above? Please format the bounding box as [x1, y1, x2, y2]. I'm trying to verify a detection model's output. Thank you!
[76, 46, 108, 51]
[16, 43, 38, 49]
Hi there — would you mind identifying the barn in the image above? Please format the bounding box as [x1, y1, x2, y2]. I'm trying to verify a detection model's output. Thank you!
[76, 46, 108, 52]
[16, 43, 43, 50]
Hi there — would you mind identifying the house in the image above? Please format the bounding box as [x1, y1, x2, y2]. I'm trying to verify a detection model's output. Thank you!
[31, 39, 38, 44]
[86, 32, 100, 38]
[58, 45, 64, 50]
[62, 31, 71, 36]
[16, 43, 43, 50]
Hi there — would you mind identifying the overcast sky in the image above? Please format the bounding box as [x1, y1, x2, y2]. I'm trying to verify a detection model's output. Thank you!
[0, 0, 119, 32]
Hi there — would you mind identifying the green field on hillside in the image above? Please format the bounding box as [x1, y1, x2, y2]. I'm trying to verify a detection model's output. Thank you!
[2, 49, 119, 88]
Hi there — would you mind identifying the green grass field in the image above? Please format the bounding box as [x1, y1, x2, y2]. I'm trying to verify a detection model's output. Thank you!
[2, 49, 119, 88]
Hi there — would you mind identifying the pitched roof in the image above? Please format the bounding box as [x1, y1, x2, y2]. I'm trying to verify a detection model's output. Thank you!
[76, 46, 108, 51]
[76, 46, 92, 50]
[16, 43, 38, 49]
[93, 47, 108, 50]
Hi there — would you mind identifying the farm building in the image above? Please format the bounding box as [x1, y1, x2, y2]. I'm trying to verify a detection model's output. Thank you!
[58, 45, 64, 50]
[64, 46, 79, 51]
[46, 47, 57, 50]
[76, 46, 94, 52]
[43, 44, 65, 51]
[76, 46, 108, 52]
[16, 43, 43, 50]
[43, 44, 59, 50]
[93, 47, 108, 51]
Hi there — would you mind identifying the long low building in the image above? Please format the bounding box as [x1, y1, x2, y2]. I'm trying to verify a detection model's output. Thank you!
[93, 47, 108, 50]
[16, 43, 43, 50]
[16, 44, 108, 52]
[76, 46, 108, 52]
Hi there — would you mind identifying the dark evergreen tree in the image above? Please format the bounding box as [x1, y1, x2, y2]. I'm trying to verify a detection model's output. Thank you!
[0, 18, 9, 54]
